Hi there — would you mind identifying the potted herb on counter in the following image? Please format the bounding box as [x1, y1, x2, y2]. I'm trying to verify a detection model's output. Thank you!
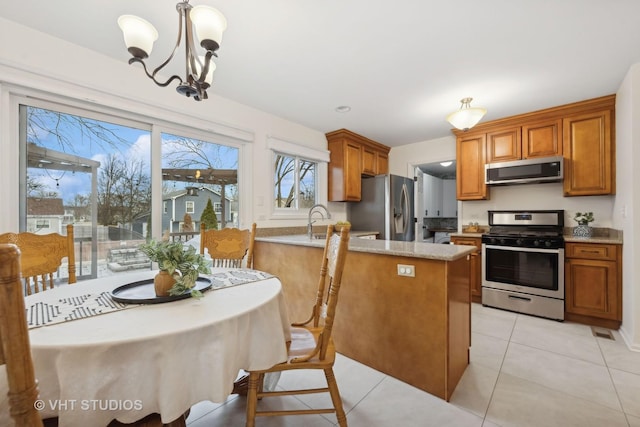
[572, 211, 594, 238]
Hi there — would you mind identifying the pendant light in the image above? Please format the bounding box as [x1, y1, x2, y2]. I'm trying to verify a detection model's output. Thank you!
[446, 97, 487, 131]
[118, 1, 227, 101]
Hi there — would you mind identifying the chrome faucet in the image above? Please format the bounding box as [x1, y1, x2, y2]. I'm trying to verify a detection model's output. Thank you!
[307, 204, 332, 239]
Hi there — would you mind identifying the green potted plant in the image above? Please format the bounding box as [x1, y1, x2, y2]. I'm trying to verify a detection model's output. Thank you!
[572, 211, 594, 238]
[139, 239, 211, 298]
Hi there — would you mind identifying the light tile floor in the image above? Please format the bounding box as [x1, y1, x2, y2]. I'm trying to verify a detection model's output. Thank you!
[186, 303, 640, 426]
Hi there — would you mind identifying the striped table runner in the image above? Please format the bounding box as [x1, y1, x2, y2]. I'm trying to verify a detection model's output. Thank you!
[26, 269, 274, 329]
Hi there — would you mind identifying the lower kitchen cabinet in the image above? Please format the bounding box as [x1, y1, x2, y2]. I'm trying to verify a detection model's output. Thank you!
[565, 242, 622, 329]
[451, 236, 482, 303]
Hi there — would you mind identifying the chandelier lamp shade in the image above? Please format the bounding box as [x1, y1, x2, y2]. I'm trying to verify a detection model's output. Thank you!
[117, 1, 227, 101]
[446, 97, 487, 131]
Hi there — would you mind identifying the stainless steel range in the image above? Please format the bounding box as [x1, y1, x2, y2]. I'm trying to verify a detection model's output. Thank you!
[481, 210, 565, 321]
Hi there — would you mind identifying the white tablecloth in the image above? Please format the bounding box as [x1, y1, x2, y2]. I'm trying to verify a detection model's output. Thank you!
[0, 269, 290, 426]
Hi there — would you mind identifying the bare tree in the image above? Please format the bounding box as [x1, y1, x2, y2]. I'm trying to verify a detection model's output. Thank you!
[274, 154, 315, 208]
[27, 107, 129, 153]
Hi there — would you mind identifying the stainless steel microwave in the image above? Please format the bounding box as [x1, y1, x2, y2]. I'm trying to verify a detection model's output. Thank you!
[485, 156, 563, 185]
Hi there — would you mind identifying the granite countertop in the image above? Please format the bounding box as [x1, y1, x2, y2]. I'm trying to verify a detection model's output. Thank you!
[255, 235, 475, 261]
[450, 228, 623, 244]
[563, 228, 623, 244]
[350, 230, 380, 237]
[450, 232, 483, 238]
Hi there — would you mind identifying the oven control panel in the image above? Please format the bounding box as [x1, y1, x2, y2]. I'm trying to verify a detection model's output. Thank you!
[481, 235, 564, 249]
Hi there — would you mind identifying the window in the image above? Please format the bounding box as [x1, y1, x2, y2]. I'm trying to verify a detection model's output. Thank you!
[214, 202, 222, 213]
[19, 101, 242, 280]
[35, 219, 50, 230]
[160, 131, 239, 233]
[22, 104, 150, 280]
[274, 153, 317, 210]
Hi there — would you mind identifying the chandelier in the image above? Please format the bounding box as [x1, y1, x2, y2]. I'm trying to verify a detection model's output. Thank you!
[446, 97, 487, 131]
[118, 1, 227, 101]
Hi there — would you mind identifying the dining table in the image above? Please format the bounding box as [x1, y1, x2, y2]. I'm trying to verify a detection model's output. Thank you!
[0, 268, 291, 426]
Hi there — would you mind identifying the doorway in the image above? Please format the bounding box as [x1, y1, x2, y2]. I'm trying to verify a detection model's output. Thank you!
[417, 160, 457, 242]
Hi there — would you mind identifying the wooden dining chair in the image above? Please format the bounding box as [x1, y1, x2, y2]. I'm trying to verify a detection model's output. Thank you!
[0, 224, 76, 295]
[199, 223, 257, 268]
[245, 225, 350, 427]
[0, 244, 44, 426]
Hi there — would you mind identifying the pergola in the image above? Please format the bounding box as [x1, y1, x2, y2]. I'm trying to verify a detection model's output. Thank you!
[26, 143, 101, 279]
[161, 168, 238, 228]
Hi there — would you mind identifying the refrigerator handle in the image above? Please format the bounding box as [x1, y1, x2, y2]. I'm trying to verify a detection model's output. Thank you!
[401, 182, 410, 233]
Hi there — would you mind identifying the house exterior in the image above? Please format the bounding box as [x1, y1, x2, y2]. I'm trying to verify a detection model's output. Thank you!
[26, 197, 66, 234]
[162, 187, 233, 233]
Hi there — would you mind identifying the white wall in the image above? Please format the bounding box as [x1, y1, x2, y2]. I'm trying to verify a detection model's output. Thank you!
[461, 184, 615, 229]
[0, 17, 346, 233]
[389, 135, 456, 177]
[615, 64, 640, 351]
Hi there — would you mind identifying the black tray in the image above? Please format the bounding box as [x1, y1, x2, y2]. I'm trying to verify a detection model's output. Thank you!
[111, 277, 212, 304]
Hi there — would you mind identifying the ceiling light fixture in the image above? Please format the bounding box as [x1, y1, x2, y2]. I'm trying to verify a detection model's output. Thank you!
[118, 1, 227, 101]
[440, 161, 453, 167]
[335, 105, 352, 113]
[446, 97, 487, 131]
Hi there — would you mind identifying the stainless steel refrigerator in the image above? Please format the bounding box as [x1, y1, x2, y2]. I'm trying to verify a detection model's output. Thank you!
[348, 174, 415, 241]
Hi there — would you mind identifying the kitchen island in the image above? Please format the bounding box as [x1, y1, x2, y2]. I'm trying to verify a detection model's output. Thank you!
[254, 234, 475, 401]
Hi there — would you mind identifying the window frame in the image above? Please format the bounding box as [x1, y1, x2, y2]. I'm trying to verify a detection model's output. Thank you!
[268, 136, 329, 220]
[273, 151, 318, 212]
[8, 90, 248, 241]
[185, 200, 195, 214]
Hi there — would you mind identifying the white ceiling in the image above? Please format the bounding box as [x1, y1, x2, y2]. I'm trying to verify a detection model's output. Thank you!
[3, 0, 640, 147]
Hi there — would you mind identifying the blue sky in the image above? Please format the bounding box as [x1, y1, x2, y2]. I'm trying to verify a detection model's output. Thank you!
[27, 106, 238, 203]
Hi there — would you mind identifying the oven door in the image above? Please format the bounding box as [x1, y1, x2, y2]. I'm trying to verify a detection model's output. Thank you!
[481, 244, 564, 299]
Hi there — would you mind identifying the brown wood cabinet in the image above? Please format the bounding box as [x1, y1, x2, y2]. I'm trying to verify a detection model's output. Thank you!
[456, 133, 488, 200]
[485, 121, 563, 164]
[451, 236, 482, 303]
[254, 239, 471, 401]
[453, 95, 615, 200]
[326, 129, 390, 201]
[563, 110, 615, 196]
[522, 119, 563, 159]
[486, 127, 521, 163]
[565, 241, 622, 329]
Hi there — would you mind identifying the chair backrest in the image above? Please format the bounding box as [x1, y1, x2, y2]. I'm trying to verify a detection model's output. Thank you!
[0, 244, 44, 426]
[302, 225, 350, 362]
[0, 224, 76, 295]
[199, 223, 257, 268]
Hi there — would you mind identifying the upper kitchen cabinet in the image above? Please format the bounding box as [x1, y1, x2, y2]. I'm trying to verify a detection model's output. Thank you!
[563, 108, 615, 196]
[456, 132, 488, 200]
[486, 127, 522, 163]
[485, 120, 563, 164]
[326, 129, 391, 201]
[522, 119, 563, 159]
[452, 94, 615, 199]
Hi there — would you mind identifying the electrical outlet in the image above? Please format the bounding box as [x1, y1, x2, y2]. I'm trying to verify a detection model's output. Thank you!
[397, 264, 415, 277]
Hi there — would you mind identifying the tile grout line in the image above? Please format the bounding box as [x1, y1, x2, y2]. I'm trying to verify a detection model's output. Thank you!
[478, 310, 519, 426]
[595, 332, 633, 427]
